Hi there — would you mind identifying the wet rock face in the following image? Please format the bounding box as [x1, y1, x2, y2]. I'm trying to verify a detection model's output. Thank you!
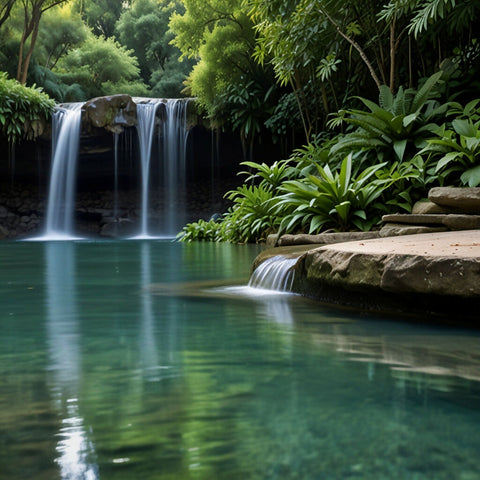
[83, 94, 137, 133]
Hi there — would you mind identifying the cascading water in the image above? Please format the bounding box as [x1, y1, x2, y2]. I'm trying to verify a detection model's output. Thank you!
[160, 99, 189, 236]
[134, 98, 190, 238]
[43, 103, 83, 240]
[135, 101, 161, 238]
[34, 97, 191, 241]
[248, 255, 298, 292]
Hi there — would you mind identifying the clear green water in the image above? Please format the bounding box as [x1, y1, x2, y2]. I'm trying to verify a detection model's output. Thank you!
[1, 240, 480, 480]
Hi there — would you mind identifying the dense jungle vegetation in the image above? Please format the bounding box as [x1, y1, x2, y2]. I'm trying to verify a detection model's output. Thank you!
[1, 0, 479, 241]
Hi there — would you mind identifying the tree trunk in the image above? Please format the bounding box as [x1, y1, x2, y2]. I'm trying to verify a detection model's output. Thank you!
[16, 0, 68, 84]
[389, 16, 396, 92]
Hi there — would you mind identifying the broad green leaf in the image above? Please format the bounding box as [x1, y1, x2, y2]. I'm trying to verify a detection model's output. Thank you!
[435, 151, 463, 172]
[452, 119, 476, 137]
[461, 165, 480, 187]
[393, 139, 408, 162]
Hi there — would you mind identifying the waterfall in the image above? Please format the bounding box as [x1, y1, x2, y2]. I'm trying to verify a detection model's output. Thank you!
[135, 101, 161, 238]
[159, 99, 189, 236]
[248, 256, 297, 292]
[134, 98, 190, 238]
[43, 103, 83, 240]
[34, 97, 191, 241]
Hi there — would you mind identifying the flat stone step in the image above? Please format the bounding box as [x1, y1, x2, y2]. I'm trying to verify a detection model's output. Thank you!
[380, 223, 448, 237]
[412, 200, 459, 215]
[429, 187, 480, 213]
[382, 214, 480, 230]
[269, 231, 380, 247]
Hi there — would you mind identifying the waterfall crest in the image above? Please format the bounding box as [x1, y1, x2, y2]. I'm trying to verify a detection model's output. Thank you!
[248, 256, 297, 292]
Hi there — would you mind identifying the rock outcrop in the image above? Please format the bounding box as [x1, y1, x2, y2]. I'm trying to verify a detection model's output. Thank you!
[83, 94, 137, 133]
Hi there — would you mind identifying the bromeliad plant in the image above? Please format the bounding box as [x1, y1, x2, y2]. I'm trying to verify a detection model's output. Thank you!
[276, 154, 390, 233]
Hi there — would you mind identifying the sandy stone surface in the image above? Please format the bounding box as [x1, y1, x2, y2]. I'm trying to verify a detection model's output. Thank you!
[315, 230, 480, 258]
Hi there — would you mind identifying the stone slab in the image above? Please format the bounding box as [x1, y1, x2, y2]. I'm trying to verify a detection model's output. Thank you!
[429, 187, 480, 213]
[380, 223, 448, 237]
[382, 214, 480, 230]
[293, 231, 480, 302]
[267, 231, 380, 247]
[412, 200, 458, 215]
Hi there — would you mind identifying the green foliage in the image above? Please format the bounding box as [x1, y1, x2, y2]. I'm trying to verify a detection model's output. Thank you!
[170, 0, 264, 120]
[36, 4, 88, 70]
[220, 184, 278, 243]
[276, 154, 390, 233]
[417, 108, 480, 186]
[240, 159, 296, 192]
[57, 33, 146, 98]
[179, 159, 297, 243]
[77, 0, 129, 38]
[115, 0, 191, 96]
[177, 218, 221, 242]
[328, 72, 446, 164]
[0, 72, 54, 144]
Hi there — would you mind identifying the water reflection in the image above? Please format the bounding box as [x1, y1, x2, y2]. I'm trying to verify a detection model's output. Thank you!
[45, 242, 99, 479]
[139, 241, 159, 376]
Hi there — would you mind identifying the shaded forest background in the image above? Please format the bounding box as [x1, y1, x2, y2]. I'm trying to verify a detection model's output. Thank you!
[1, 0, 479, 146]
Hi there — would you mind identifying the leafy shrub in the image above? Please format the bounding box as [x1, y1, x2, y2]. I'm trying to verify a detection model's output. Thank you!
[0, 72, 55, 143]
[417, 99, 480, 186]
[220, 184, 278, 243]
[276, 154, 390, 233]
[177, 218, 221, 242]
[328, 72, 446, 165]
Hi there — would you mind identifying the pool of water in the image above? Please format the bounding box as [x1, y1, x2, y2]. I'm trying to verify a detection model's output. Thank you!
[0, 240, 479, 480]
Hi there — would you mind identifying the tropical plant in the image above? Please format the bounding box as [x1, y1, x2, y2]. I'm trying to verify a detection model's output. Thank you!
[417, 114, 480, 187]
[0, 72, 54, 144]
[240, 159, 296, 192]
[328, 72, 446, 164]
[177, 218, 221, 242]
[220, 184, 278, 243]
[276, 154, 390, 233]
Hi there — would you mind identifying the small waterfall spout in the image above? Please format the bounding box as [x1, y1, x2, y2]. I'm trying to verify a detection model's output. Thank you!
[249, 256, 297, 292]
[43, 103, 83, 240]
